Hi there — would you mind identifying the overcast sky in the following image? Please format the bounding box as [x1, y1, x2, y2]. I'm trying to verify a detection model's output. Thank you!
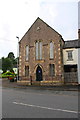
[0, 0, 79, 58]
[78, 1, 80, 28]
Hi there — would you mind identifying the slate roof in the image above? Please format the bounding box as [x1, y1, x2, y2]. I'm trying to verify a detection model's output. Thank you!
[63, 39, 80, 49]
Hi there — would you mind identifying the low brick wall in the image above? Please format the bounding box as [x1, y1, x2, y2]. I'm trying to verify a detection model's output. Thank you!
[17, 80, 64, 86]
[17, 75, 64, 86]
[17, 80, 30, 85]
[41, 80, 64, 86]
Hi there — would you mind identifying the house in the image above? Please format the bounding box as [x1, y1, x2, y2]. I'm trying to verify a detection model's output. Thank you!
[63, 39, 80, 84]
[78, 29, 80, 84]
[19, 17, 64, 85]
[63, 29, 80, 84]
[0, 69, 3, 74]
[13, 68, 17, 74]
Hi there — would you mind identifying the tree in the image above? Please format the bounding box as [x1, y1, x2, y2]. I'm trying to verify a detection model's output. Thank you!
[8, 52, 15, 60]
[1, 52, 17, 73]
[8, 52, 17, 68]
[2, 57, 13, 73]
[13, 58, 17, 68]
[0, 58, 2, 69]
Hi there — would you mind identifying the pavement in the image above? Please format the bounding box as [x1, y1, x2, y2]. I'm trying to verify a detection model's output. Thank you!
[2, 78, 80, 91]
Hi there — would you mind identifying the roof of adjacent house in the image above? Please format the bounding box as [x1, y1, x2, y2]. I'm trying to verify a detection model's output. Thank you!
[63, 39, 80, 49]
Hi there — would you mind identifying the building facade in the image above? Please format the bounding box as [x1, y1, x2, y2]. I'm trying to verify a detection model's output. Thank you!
[19, 17, 80, 85]
[19, 18, 64, 84]
[63, 40, 79, 83]
[63, 29, 80, 84]
[78, 29, 80, 84]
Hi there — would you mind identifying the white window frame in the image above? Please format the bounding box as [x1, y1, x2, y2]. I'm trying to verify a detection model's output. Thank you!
[26, 45, 29, 61]
[50, 41, 54, 59]
[35, 41, 42, 60]
[67, 50, 73, 61]
[39, 41, 42, 60]
[35, 42, 38, 60]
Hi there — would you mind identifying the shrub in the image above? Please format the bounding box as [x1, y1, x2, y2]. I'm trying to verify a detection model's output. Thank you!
[1, 71, 17, 78]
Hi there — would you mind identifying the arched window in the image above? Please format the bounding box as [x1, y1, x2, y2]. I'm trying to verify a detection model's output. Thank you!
[26, 45, 29, 61]
[35, 41, 42, 60]
[50, 41, 54, 59]
[35, 42, 38, 60]
[39, 41, 42, 60]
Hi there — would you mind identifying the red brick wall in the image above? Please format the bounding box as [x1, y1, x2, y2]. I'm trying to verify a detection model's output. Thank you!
[19, 18, 64, 83]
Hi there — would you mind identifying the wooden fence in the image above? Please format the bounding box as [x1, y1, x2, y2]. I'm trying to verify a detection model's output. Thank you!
[64, 72, 78, 83]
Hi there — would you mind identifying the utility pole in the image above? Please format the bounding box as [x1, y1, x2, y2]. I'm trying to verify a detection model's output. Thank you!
[16, 36, 19, 81]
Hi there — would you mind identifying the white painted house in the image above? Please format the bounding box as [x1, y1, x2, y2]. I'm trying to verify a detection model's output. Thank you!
[78, 47, 80, 84]
[13, 68, 18, 74]
[63, 47, 78, 65]
[63, 29, 80, 84]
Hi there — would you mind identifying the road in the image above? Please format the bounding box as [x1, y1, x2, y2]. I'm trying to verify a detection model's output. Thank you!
[2, 87, 78, 118]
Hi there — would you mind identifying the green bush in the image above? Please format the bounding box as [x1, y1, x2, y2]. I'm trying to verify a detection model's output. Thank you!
[0, 74, 2, 78]
[1, 71, 17, 78]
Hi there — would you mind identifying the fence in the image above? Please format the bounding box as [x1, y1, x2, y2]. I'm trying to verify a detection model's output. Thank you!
[64, 72, 78, 83]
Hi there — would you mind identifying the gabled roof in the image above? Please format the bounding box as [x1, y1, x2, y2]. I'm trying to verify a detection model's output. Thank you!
[36, 17, 62, 36]
[19, 17, 63, 43]
[63, 39, 80, 49]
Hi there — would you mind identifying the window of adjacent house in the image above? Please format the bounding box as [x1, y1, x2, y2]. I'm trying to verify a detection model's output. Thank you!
[49, 64, 55, 76]
[25, 66, 29, 76]
[35, 41, 42, 60]
[67, 50, 73, 61]
[50, 41, 54, 59]
[26, 45, 29, 61]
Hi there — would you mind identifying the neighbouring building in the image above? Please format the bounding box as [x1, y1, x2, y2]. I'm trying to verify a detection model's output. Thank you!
[0, 69, 3, 74]
[78, 29, 80, 84]
[18, 17, 80, 85]
[13, 68, 17, 74]
[63, 39, 80, 84]
[63, 29, 80, 84]
[19, 17, 64, 85]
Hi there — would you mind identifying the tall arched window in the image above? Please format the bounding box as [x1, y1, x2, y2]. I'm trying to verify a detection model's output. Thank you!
[35, 42, 38, 60]
[50, 41, 54, 59]
[26, 45, 29, 61]
[39, 41, 42, 60]
[35, 41, 42, 60]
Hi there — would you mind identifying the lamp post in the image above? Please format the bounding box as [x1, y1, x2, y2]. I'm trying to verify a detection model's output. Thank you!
[16, 36, 19, 81]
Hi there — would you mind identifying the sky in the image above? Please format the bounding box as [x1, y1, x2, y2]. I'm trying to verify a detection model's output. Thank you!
[0, 0, 79, 58]
[78, 1, 80, 28]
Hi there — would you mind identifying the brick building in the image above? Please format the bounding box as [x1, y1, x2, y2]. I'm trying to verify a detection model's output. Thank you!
[19, 17, 64, 85]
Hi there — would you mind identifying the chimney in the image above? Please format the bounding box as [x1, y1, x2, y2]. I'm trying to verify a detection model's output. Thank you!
[78, 29, 80, 39]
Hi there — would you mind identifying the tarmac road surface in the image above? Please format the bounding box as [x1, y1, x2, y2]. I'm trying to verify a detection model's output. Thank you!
[2, 87, 79, 118]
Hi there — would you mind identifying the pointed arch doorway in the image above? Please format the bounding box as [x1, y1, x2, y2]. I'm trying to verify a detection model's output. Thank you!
[36, 65, 43, 81]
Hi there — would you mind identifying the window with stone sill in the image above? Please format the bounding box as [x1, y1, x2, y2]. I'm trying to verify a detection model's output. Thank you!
[35, 41, 42, 60]
[50, 41, 54, 59]
[25, 45, 29, 61]
[49, 64, 55, 76]
[25, 66, 29, 76]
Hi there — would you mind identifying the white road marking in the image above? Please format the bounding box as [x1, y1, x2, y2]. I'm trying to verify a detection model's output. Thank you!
[13, 101, 78, 114]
